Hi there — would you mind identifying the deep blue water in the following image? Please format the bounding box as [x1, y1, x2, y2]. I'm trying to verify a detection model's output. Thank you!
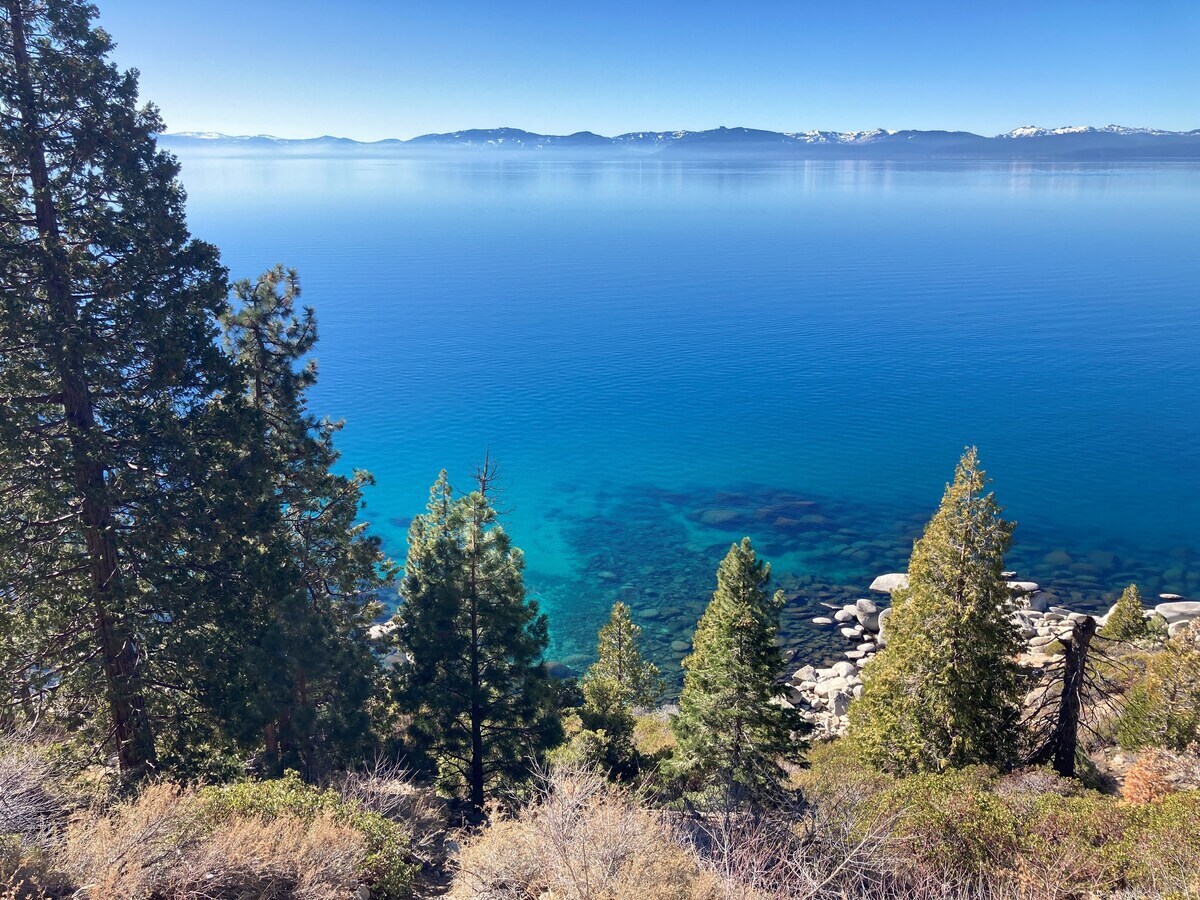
[177, 156, 1200, 673]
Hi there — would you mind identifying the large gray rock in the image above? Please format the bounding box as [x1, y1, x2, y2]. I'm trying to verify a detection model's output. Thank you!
[830, 691, 851, 717]
[793, 664, 816, 683]
[870, 573, 909, 594]
[368, 620, 398, 640]
[854, 598, 880, 631]
[814, 677, 850, 698]
[1155, 601, 1200, 625]
[1007, 581, 1040, 594]
[831, 661, 858, 678]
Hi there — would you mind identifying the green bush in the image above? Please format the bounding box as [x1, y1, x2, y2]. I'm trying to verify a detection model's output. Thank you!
[1115, 635, 1200, 751]
[199, 771, 418, 899]
[1016, 792, 1128, 894]
[875, 767, 1019, 877]
[547, 726, 613, 771]
[1115, 791, 1200, 890]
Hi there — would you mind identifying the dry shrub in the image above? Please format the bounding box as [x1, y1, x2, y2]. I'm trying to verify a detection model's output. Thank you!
[170, 811, 363, 900]
[1121, 750, 1174, 803]
[995, 767, 1081, 800]
[449, 765, 718, 900]
[0, 742, 62, 847]
[58, 783, 204, 897]
[58, 782, 366, 899]
[335, 757, 445, 868]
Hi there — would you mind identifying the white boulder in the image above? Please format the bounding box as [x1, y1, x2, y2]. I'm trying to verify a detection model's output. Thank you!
[1155, 601, 1200, 625]
[870, 573, 909, 594]
[1008, 581, 1040, 594]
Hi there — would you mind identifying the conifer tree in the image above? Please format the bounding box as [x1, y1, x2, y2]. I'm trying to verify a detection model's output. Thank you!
[395, 462, 558, 816]
[575, 602, 664, 776]
[221, 266, 395, 774]
[1101, 584, 1148, 643]
[671, 539, 800, 804]
[0, 0, 261, 775]
[582, 601, 664, 712]
[850, 448, 1021, 774]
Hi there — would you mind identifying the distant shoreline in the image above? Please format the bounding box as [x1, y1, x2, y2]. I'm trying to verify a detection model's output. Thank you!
[158, 124, 1200, 162]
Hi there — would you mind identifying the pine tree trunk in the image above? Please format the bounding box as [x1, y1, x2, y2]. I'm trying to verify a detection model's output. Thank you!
[6, 0, 156, 776]
[1051, 616, 1096, 777]
[468, 514, 485, 816]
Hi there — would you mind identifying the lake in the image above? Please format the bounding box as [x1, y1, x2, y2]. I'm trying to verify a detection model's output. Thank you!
[177, 155, 1200, 676]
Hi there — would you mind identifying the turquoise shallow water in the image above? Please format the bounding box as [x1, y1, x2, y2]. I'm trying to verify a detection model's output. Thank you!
[177, 156, 1200, 676]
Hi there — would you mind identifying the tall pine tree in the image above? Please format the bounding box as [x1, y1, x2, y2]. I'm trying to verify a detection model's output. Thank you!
[850, 448, 1022, 774]
[395, 461, 558, 815]
[221, 266, 394, 775]
[0, 0, 261, 775]
[671, 539, 800, 804]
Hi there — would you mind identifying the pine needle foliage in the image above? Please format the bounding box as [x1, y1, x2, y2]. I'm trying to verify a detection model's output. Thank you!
[0, 0, 264, 775]
[1101, 584, 1149, 643]
[575, 602, 665, 778]
[850, 448, 1022, 774]
[395, 462, 559, 816]
[671, 539, 802, 804]
[582, 602, 664, 712]
[221, 266, 396, 775]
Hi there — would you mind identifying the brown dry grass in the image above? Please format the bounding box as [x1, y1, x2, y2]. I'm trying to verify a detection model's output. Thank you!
[58, 782, 366, 899]
[449, 766, 719, 900]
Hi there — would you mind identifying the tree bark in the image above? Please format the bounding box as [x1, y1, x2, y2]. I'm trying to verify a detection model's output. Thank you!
[1045, 616, 1096, 778]
[6, 0, 156, 776]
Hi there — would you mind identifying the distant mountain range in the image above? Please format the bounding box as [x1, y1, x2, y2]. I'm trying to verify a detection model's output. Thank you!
[159, 125, 1200, 160]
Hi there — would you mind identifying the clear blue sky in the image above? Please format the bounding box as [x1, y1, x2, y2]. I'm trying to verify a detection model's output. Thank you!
[96, 0, 1199, 140]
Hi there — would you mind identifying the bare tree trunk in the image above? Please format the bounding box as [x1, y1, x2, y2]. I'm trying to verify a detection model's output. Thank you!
[6, 0, 156, 776]
[1050, 616, 1096, 777]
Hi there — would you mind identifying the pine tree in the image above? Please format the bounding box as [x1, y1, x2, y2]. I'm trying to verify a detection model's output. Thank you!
[395, 462, 559, 816]
[0, 0, 261, 775]
[671, 539, 801, 804]
[221, 266, 395, 775]
[1101, 584, 1148, 643]
[576, 602, 664, 776]
[850, 448, 1021, 774]
[582, 602, 664, 711]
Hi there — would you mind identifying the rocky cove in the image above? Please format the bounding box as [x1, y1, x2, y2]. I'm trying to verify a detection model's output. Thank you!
[781, 572, 1200, 738]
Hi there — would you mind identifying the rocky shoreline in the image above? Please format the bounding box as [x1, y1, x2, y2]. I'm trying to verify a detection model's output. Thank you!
[778, 573, 1200, 738]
